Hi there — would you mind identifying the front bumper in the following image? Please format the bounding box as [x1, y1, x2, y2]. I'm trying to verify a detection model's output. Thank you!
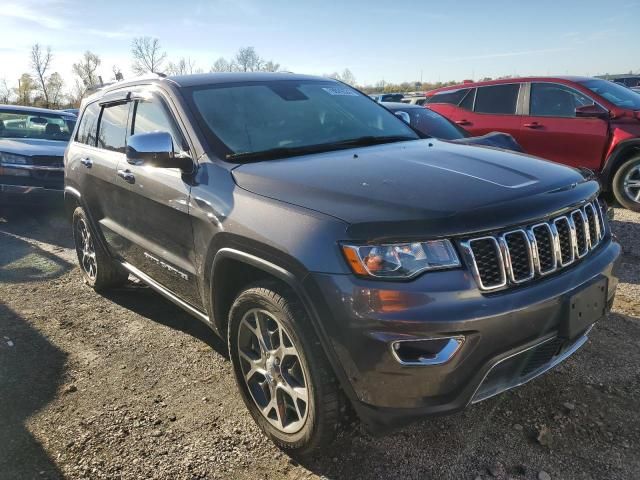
[0, 184, 64, 204]
[305, 236, 620, 431]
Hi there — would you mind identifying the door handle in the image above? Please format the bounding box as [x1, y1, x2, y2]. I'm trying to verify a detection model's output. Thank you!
[455, 119, 471, 125]
[80, 157, 93, 168]
[117, 169, 135, 184]
[524, 122, 543, 129]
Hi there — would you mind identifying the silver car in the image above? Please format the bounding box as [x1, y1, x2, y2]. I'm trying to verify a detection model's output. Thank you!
[0, 105, 76, 203]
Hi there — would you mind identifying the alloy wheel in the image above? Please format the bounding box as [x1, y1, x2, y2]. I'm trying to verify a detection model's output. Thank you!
[237, 308, 309, 434]
[623, 165, 640, 203]
[76, 217, 97, 280]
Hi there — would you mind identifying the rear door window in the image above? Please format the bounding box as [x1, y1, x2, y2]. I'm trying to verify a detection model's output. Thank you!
[97, 103, 129, 153]
[75, 103, 100, 146]
[474, 84, 520, 114]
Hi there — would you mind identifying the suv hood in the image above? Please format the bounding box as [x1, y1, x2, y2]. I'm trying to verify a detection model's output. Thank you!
[0, 138, 67, 157]
[233, 139, 597, 239]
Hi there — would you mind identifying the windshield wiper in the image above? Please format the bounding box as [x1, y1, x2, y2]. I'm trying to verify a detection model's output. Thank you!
[226, 135, 417, 162]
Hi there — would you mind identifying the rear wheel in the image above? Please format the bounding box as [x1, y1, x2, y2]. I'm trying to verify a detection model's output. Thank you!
[612, 155, 640, 212]
[72, 207, 128, 291]
[228, 282, 341, 455]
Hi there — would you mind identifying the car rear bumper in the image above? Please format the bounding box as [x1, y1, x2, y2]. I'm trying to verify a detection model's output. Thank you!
[304, 236, 620, 431]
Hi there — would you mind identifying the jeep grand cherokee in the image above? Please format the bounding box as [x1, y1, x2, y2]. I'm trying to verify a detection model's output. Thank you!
[64, 73, 620, 454]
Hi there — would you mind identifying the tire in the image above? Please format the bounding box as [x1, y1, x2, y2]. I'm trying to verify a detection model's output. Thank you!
[72, 206, 129, 291]
[228, 281, 341, 455]
[612, 154, 640, 212]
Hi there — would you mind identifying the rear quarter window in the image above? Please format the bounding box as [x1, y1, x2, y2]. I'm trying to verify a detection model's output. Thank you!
[427, 88, 470, 106]
[75, 103, 100, 146]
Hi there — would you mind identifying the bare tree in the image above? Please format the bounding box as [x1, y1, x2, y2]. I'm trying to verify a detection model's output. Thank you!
[73, 51, 101, 90]
[235, 47, 262, 72]
[46, 72, 65, 108]
[167, 57, 200, 75]
[339, 68, 356, 86]
[262, 60, 281, 72]
[329, 69, 356, 86]
[211, 57, 235, 72]
[112, 65, 124, 81]
[131, 37, 167, 75]
[31, 44, 53, 107]
[0, 79, 12, 104]
[14, 73, 36, 105]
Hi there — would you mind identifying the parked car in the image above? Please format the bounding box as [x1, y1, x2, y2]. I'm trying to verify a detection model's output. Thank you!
[369, 93, 404, 102]
[65, 73, 619, 454]
[1, 105, 76, 203]
[383, 102, 523, 152]
[425, 77, 640, 211]
[60, 108, 80, 116]
[612, 76, 640, 88]
[400, 96, 427, 105]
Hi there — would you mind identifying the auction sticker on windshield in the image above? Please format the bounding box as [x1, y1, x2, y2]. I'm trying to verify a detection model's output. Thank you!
[322, 87, 359, 96]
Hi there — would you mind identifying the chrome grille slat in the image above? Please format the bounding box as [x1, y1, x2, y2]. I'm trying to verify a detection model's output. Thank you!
[461, 200, 605, 292]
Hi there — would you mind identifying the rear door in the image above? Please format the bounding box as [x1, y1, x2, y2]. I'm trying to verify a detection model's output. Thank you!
[116, 90, 201, 307]
[518, 82, 609, 169]
[67, 99, 132, 257]
[427, 83, 523, 139]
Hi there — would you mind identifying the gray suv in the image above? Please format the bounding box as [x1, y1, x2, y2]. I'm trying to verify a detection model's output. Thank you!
[64, 73, 620, 454]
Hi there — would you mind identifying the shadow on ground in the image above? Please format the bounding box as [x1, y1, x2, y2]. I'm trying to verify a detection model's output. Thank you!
[0, 304, 67, 479]
[102, 282, 228, 357]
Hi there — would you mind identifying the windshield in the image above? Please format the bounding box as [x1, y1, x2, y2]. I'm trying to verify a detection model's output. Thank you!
[0, 110, 76, 141]
[578, 79, 640, 110]
[187, 80, 419, 158]
[399, 107, 468, 140]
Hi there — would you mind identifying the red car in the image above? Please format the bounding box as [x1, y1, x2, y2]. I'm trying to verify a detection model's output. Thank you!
[426, 77, 640, 211]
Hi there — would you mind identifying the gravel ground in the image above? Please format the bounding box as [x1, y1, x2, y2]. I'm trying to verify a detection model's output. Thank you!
[1, 203, 639, 480]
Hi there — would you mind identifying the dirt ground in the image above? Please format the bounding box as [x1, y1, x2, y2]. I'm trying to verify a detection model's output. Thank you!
[1, 203, 639, 480]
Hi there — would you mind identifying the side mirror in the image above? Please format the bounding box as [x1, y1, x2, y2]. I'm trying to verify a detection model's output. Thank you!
[394, 111, 411, 124]
[575, 104, 609, 120]
[126, 132, 193, 172]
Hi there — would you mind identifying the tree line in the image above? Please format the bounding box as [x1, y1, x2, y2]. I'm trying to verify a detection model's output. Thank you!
[0, 36, 461, 110]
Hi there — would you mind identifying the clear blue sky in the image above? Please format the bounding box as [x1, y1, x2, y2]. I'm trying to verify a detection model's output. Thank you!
[1, 0, 638, 87]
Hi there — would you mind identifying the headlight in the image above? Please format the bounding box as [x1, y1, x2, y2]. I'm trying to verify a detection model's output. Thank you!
[0, 152, 30, 165]
[341, 239, 460, 278]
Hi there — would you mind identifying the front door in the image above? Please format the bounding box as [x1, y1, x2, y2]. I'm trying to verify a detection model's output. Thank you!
[518, 82, 609, 169]
[116, 92, 201, 307]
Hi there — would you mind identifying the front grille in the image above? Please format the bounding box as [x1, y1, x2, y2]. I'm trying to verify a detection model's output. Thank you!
[462, 199, 605, 291]
[31, 155, 64, 168]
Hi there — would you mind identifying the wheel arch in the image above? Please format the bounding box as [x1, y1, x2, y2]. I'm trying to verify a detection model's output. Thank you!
[206, 246, 361, 415]
[601, 139, 640, 190]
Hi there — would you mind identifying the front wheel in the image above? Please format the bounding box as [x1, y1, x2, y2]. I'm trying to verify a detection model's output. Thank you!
[612, 155, 640, 212]
[72, 207, 129, 291]
[228, 282, 342, 455]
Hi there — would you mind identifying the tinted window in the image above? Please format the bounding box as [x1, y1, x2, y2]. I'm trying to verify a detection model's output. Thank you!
[474, 84, 520, 114]
[427, 88, 470, 106]
[188, 80, 418, 156]
[578, 79, 640, 109]
[404, 108, 467, 140]
[530, 83, 593, 117]
[132, 98, 184, 149]
[97, 103, 129, 153]
[76, 103, 100, 145]
[459, 88, 476, 110]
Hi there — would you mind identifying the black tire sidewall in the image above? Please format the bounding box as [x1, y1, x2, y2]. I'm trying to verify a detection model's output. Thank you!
[612, 155, 640, 212]
[228, 287, 321, 450]
[72, 207, 98, 288]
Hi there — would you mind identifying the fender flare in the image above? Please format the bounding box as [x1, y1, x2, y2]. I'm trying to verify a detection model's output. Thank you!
[210, 247, 362, 415]
[601, 139, 640, 188]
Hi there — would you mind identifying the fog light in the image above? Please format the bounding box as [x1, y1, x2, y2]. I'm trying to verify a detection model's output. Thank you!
[391, 336, 464, 366]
